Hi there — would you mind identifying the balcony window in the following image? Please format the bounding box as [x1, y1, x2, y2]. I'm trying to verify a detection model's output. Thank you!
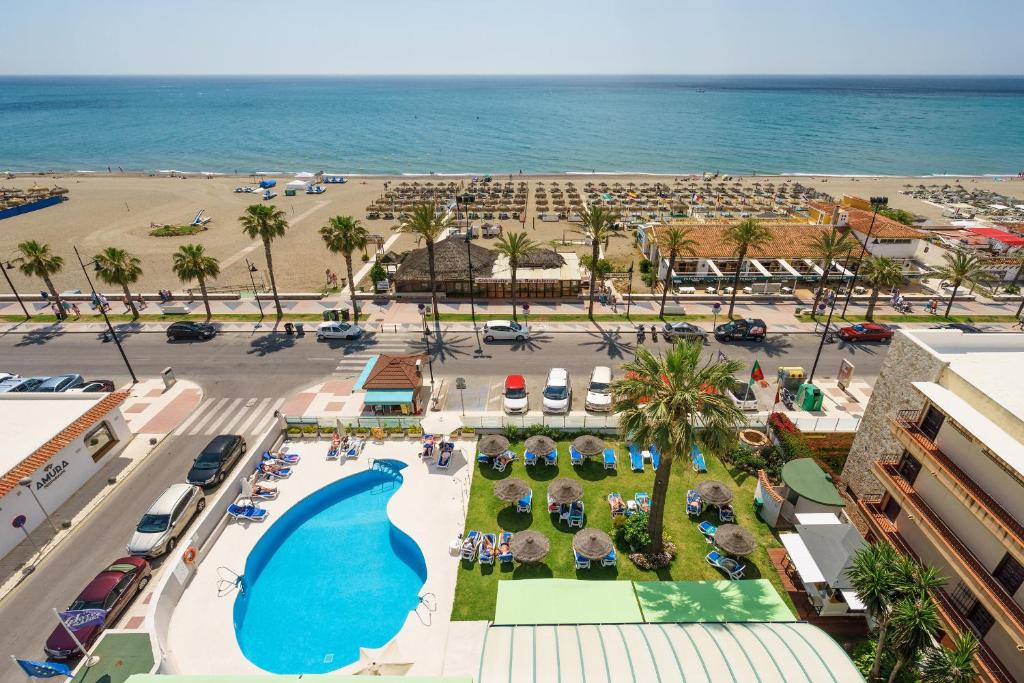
[993, 553, 1024, 596]
[966, 601, 995, 638]
[920, 405, 945, 441]
[882, 496, 901, 523]
[897, 452, 922, 486]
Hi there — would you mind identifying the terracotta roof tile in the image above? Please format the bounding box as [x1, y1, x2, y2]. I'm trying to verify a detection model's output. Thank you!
[814, 202, 927, 240]
[648, 223, 839, 259]
[362, 354, 428, 390]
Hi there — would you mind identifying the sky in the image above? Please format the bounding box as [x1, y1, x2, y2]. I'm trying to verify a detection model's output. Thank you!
[2, 0, 1022, 76]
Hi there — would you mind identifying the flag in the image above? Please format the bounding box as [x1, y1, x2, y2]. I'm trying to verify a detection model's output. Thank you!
[13, 659, 72, 678]
[750, 359, 764, 385]
[58, 608, 106, 630]
[773, 383, 781, 406]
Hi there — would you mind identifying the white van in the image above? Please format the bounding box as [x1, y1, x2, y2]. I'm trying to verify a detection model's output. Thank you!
[542, 368, 571, 414]
[585, 366, 613, 412]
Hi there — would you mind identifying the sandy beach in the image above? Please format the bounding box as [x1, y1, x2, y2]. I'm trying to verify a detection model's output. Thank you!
[3, 172, 1023, 295]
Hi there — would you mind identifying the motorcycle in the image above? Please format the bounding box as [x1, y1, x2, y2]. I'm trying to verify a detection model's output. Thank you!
[650, 324, 658, 342]
[636, 326, 646, 344]
[781, 387, 796, 409]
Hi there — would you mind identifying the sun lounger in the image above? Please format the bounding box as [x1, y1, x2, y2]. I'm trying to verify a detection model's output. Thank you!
[259, 464, 292, 479]
[263, 451, 300, 465]
[706, 550, 745, 580]
[635, 492, 651, 514]
[516, 490, 533, 513]
[493, 451, 516, 472]
[718, 503, 736, 523]
[603, 448, 617, 470]
[628, 443, 644, 472]
[498, 532, 514, 563]
[228, 502, 269, 522]
[477, 452, 491, 464]
[544, 450, 557, 467]
[691, 443, 707, 473]
[569, 446, 584, 467]
[649, 444, 661, 470]
[346, 438, 365, 458]
[479, 533, 497, 565]
[524, 450, 538, 466]
[626, 499, 638, 517]
[421, 442, 435, 460]
[460, 531, 482, 561]
[686, 490, 702, 517]
[602, 548, 617, 567]
[327, 432, 343, 459]
[249, 482, 278, 500]
[574, 550, 591, 570]
[436, 448, 453, 469]
[698, 520, 717, 541]
[607, 492, 626, 517]
[568, 501, 585, 528]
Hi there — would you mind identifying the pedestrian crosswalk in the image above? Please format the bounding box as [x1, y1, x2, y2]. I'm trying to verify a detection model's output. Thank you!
[173, 396, 286, 437]
[332, 336, 423, 377]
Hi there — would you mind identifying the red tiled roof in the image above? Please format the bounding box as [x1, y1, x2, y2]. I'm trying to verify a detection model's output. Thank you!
[0, 392, 129, 497]
[968, 227, 1024, 246]
[362, 354, 428, 390]
[814, 202, 926, 240]
[648, 223, 840, 259]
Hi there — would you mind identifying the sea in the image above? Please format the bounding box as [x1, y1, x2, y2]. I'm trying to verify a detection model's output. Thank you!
[1, 75, 1023, 177]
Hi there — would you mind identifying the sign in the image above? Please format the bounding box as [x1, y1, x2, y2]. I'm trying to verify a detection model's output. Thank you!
[36, 460, 70, 491]
[162, 366, 177, 390]
[12, 514, 27, 529]
[837, 359, 855, 391]
[522, 303, 530, 312]
[455, 377, 467, 390]
[712, 302, 721, 313]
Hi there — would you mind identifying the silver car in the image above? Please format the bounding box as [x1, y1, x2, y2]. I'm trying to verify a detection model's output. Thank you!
[128, 484, 206, 557]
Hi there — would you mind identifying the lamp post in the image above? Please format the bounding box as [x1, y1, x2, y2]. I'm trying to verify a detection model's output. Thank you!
[74, 246, 138, 384]
[625, 260, 634, 319]
[464, 231, 483, 355]
[809, 244, 855, 383]
[245, 258, 264, 318]
[841, 196, 887, 318]
[18, 478, 59, 533]
[1, 259, 30, 319]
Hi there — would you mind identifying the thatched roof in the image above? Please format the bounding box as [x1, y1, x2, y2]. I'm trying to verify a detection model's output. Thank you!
[394, 237, 495, 282]
[517, 248, 566, 269]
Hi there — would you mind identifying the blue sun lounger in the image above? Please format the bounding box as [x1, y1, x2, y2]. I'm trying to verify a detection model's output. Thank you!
[479, 533, 497, 565]
[570, 446, 584, 467]
[574, 550, 591, 570]
[263, 451, 300, 465]
[602, 548, 617, 567]
[628, 443, 644, 472]
[498, 532, 514, 563]
[228, 502, 268, 522]
[461, 531, 482, 561]
[698, 520, 717, 541]
[649, 444, 660, 470]
[603, 448, 617, 470]
[706, 550, 746, 580]
[544, 450, 558, 467]
[516, 490, 533, 513]
[691, 443, 707, 473]
[524, 450, 538, 466]
[686, 489, 702, 516]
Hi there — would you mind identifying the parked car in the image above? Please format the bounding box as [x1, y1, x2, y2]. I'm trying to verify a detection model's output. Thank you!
[726, 380, 759, 411]
[316, 321, 364, 341]
[932, 322, 982, 334]
[44, 556, 152, 659]
[585, 366, 613, 412]
[542, 368, 572, 414]
[662, 322, 707, 344]
[714, 318, 767, 342]
[186, 435, 247, 488]
[166, 321, 216, 341]
[838, 323, 893, 342]
[502, 374, 528, 414]
[36, 373, 84, 392]
[127, 484, 206, 557]
[482, 320, 529, 342]
[68, 379, 116, 393]
[0, 376, 46, 393]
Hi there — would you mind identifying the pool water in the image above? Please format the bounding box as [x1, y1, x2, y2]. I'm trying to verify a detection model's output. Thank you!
[233, 460, 427, 674]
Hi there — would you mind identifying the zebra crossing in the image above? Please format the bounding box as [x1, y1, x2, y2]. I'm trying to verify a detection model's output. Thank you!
[173, 396, 287, 437]
[332, 335, 422, 377]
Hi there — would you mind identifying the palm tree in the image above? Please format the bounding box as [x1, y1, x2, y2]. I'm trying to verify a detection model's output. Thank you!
[320, 215, 369, 322]
[657, 227, 698, 318]
[886, 596, 940, 683]
[934, 251, 985, 317]
[612, 342, 746, 553]
[576, 205, 619, 318]
[918, 631, 978, 683]
[171, 244, 220, 319]
[393, 203, 450, 326]
[239, 204, 288, 317]
[722, 219, 771, 319]
[94, 247, 143, 319]
[848, 543, 901, 681]
[808, 228, 854, 312]
[859, 256, 904, 321]
[494, 231, 539, 321]
[17, 240, 64, 319]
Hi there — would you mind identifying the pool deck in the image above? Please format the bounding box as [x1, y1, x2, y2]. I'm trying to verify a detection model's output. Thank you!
[164, 437, 474, 676]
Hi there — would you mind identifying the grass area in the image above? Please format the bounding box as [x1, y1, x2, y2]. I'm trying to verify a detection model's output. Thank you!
[451, 439, 793, 621]
[437, 313, 715, 323]
[148, 223, 207, 237]
[796, 312, 1020, 324]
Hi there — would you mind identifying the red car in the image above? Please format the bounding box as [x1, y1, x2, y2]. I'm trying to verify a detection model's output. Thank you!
[44, 556, 151, 659]
[838, 323, 893, 342]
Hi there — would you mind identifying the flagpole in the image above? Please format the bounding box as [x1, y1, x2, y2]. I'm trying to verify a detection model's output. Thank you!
[52, 608, 90, 659]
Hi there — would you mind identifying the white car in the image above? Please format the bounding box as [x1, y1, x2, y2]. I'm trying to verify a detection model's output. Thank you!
[482, 320, 529, 342]
[727, 380, 759, 411]
[316, 322, 364, 341]
[503, 375, 529, 414]
[585, 366, 613, 412]
[542, 368, 571, 414]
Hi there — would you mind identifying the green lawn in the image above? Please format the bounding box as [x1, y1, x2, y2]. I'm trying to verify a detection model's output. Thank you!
[451, 439, 794, 621]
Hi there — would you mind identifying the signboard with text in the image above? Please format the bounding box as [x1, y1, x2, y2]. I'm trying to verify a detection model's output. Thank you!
[837, 359, 855, 391]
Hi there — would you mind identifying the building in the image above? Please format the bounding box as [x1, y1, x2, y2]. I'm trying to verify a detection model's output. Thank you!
[757, 458, 847, 528]
[843, 329, 1024, 681]
[0, 392, 130, 559]
[810, 201, 928, 264]
[779, 515, 868, 617]
[968, 227, 1024, 254]
[354, 354, 429, 416]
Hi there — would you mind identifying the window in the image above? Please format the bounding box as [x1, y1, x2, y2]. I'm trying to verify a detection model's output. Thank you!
[85, 422, 118, 462]
[993, 553, 1024, 595]
[882, 496, 902, 522]
[897, 452, 922, 486]
[920, 406, 945, 441]
[966, 601, 995, 638]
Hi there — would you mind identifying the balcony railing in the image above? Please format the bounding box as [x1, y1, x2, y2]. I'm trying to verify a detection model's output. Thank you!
[858, 497, 1016, 683]
[891, 413, 1024, 553]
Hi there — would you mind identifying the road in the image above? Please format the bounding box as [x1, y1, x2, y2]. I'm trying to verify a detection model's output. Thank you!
[0, 326, 889, 676]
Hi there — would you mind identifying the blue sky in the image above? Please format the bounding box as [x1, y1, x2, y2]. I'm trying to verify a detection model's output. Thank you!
[2, 0, 1022, 75]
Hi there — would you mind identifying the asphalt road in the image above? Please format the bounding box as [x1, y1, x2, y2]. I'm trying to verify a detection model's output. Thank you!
[0, 326, 890, 675]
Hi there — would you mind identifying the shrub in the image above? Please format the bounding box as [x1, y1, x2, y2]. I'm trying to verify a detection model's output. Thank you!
[149, 224, 206, 237]
[639, 258, 652, 274]
[1004, 283, 1020, 295]
[286, 426, 301, 435]
[369, 262, 387, 285]
[461, 426, 476, 435]
[501, 424, 521, 442]
[361, 253, 370, 262]
[301, 424, 319, 435]
[622, 512, 652, 550]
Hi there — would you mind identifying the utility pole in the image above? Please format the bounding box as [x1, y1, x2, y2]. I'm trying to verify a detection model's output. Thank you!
[74, 246, 138, 384]
[841, 196, 886, 318]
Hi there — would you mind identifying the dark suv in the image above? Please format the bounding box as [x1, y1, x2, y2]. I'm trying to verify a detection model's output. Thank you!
[186, 434, 247, 487]
[714, 318, 767, 342]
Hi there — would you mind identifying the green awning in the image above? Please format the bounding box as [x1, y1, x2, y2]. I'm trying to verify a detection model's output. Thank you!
[363, 389, 415, 405]
[494, 579, 643, 625]
[635, 579, 795, 623]
[782, 458, 845, 507]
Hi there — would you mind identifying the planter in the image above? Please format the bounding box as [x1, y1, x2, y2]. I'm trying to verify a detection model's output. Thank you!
[738, 428, 770, 453]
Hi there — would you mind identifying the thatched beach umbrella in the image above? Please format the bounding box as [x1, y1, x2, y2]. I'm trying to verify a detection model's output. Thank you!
[548, 478, 584, 505]
[696, 480, 734, 506]
[572, 528, 614, 560]
[509, 530, 550, 563]
[478, 434, 510, 457]
[572, 435, 605, 457]
[494, 477, 531, 502]
[524, 435, 556, 456]
[714, 524, 757, 556]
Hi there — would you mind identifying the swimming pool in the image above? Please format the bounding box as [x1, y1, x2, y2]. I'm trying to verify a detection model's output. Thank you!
[233, 460, 427, 674]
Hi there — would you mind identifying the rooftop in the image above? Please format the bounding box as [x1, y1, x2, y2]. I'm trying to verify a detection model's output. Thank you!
[781, 458, 845, 507]
[362, 354, 428, 390]
[968, 226, 1024, 246]
[646, 223, 838, 259]
[814, 202, 927, 240]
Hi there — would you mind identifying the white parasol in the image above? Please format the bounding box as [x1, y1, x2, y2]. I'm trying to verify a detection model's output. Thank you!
[355, 641, 413, 676]
[418, 412, 463, 436]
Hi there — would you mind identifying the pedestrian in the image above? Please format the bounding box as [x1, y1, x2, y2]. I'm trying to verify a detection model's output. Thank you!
[71, 302, 80, 319]
[50, 302, 60, 318]
[136, 293, 147, 310]
[637, 325, 646, 344]
[123, 295, 132, 313]
[1017, 313, 1024, 330]
[931, 298, 938, 315]
[650, 324, 658, 342]
[40, 290, 49, 301]
[99, 294, 110, 312]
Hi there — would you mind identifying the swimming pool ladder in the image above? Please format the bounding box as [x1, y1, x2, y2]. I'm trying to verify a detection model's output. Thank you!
[367, 458, 401, 493]
[415, 592, 438, 626]
[216, 566, 245, 596]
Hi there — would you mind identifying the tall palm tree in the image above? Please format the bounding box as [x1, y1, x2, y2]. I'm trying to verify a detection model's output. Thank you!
[722, 219, 771, 319]
[918, 631, 978, 683]
[171, 244, 220, 319]
[320, 215, 369, 322]
[859, 256, 904, 321]
[657, 227, 698, 318]
[886, 596, 940, 683]
[848, 542, 901, 681]
[576, 205, 619, 318]
[393, 203, 450, 326]
[494, 231, 539, 321]
[934, 251, 985, 317]
[17, 240, 64, 319]
[808, 228, 854, 312]
[613, 342, 746, 553]
[239, 204, 288, 317]
[94, 247, 143, 319]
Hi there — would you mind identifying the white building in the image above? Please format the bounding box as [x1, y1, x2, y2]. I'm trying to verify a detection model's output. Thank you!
[0, 392, 130, 559]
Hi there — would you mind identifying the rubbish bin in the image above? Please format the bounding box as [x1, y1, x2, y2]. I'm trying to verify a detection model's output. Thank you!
[295, 323, 304, 336]
[340, 309, 350, 322]
[284, 322, 294, 335]
[796, 382, 823, 411]
[323, 310, 340, 322]
[776, 367, 805, 393]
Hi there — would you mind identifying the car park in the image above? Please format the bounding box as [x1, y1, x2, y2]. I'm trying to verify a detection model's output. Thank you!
[316, 321, 364, 341]
[542, 368, 572, 414]
[714, 318, 767, 342]
[186, 434, 247, 487]
[0, 376, 46, 392]
[482, 320, 529, 342]
[127, 484, 206, 557]
[726, 380, 759, 411]
[838, 323, 893, 342]
[585, 366, 613, 412]
[662, 322, 707, 343]
[44, 556, 151, 659]
[36, 373, 84, 392]
[68, 379, 116, 393]
[166, 321, 216, 341]
[502, 374, 528, 414]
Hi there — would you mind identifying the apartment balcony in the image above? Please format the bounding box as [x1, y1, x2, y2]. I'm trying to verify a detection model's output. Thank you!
[890, 410, 1024, 560]
[858, 495, 1016, 683]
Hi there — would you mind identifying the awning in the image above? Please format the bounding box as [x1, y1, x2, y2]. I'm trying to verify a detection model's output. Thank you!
[353, 355, 379, 391]
[363, 389, 415, 406]
[840, 589, 867, 611]
[779, 533, 826, 583]
[795, 513, 842, 525]
[776, 259, 801, 277]
[748, 259, 772, 278]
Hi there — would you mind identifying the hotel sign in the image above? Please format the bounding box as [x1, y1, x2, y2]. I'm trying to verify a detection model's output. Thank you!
[475, 278, 559, 284]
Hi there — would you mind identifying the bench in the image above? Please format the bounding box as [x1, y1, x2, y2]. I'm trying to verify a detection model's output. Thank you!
[160, 303, 191, 315]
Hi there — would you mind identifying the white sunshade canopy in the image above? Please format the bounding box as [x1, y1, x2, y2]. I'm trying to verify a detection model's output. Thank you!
[779, 532, 826, 583]
[295, 172, 315, 179]
[795, 513, 842, 525]
[286, 180, 308, 188]
[840, 589, 867, 611]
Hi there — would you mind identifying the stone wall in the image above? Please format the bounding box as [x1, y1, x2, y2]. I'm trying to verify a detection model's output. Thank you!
[842, 332, 946, 497]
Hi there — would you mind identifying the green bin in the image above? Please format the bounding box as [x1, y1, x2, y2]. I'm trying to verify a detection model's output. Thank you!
[796, 382, 823, 411]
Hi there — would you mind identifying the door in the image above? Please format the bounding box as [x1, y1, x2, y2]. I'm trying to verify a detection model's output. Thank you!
[993, 553, 1024, 595]
[897, 452, 922, 486]
[920, 406, 945, 441]
[170, 495, 191, 534]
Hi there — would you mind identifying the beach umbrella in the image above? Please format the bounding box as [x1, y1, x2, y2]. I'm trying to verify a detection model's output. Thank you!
[523, 435, 556, 456]
[355, 641, 413, 676]
[696, 479, 734, 506]
[714, 524, 757, 556]
[509, 530, 550, 563]
[478, 434, 510, 457]
[419, 413, 462, 436]
[572, 435, 605, 457]
[494, 477, 531, 502]
[548, 478, 584, 505]
[572, 528, 614, 560]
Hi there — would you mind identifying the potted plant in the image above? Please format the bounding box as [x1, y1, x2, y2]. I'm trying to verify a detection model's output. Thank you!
[301, 424, 319, 439]
[286, 425, 302, 438]
[407, 425, 423, 438]
[320, 425, 336, 438]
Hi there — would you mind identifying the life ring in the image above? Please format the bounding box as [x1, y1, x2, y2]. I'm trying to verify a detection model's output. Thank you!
[182, 548, 197, 565]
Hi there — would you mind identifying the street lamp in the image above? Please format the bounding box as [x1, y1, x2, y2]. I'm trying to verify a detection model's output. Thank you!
[841, 196, 887, 319]
[18, 477, 59, 533]
[73, 246, 138, 384]
[1, 258, 30, 319]
[625, 260, 634, 319]
[464, 231, 483, 355]
[809, 244, 855, 383]
[245, 258, 264, 319]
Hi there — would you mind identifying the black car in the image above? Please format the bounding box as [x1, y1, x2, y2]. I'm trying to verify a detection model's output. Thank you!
[932, 323, 983, 334]
[167, 321, 216, 341]
[662, 322, 708, 343]
[186, 435, 247, 487]
[714, 318, 767, 342]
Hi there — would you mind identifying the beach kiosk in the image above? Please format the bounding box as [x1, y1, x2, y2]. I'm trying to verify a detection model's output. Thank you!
[355, 353, 429, 416]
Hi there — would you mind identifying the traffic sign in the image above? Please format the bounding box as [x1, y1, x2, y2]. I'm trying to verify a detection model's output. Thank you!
[12, 514, 27, 529]
[455, 377, 467, 390]
[712, 302, 721, 313]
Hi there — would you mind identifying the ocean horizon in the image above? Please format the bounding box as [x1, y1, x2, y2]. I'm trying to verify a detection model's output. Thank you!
[2, 75, 1023, 176]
